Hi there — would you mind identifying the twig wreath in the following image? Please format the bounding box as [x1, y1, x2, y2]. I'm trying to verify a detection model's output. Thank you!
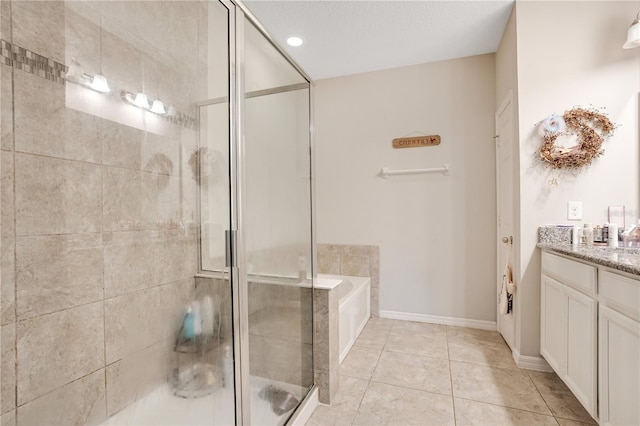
[537, 107, 616, 170]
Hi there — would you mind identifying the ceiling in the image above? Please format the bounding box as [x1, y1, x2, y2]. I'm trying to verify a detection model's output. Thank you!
[244, 0, 515, 81]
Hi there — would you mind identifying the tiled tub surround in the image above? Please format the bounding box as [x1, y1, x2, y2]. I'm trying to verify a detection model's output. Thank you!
[247, 278, 314, 390]
[195, 274, 314, 388]
[314, 275, 370, 405]
[306, 318, 596, 426]
[317, 244, 379, 316]
[0, 1, 212, 424]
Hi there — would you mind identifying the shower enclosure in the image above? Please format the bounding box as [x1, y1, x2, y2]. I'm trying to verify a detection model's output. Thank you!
[0, 1, 314, 425]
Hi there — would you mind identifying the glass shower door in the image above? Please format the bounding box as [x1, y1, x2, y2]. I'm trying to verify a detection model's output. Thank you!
[193, 1, 237, 425]
[241, 17, 314, 426]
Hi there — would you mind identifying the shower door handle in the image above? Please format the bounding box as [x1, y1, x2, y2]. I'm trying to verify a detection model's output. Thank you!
[225, 230, 237, 268]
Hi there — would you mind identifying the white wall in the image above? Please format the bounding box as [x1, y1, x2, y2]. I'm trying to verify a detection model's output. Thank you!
[514, 0, 640, 356]
[315, 54, 498, 322]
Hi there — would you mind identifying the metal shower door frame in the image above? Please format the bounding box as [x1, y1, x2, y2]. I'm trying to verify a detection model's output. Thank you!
[198, 1, 316, 423]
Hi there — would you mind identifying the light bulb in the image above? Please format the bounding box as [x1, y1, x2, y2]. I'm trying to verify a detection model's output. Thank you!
[150, 99, 166, 114]
[133, 92, 149, 109]
[90, 74, 111, 93]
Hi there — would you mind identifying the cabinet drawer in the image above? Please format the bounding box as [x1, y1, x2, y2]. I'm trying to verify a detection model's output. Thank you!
[599, 270, 640, 321]
[542, 252, 597, 295]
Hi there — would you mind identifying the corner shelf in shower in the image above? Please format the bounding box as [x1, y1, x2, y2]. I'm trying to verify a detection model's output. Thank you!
[174, 335, 222, 353]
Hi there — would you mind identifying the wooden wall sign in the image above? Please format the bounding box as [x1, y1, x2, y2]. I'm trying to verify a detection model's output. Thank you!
[392, 135, 441, 149]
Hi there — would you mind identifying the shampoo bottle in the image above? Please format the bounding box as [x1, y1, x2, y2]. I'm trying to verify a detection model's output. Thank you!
[223, 345, 233, 388]
[608, 224, 619, 247]
[572, 226, 579, 247]
[183, 305, 195, 339]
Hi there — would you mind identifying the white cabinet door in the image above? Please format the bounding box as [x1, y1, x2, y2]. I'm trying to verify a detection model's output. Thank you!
[541, 274, 566, 375]
[599, 305, 640, 426]
[564, 285, 597, 417]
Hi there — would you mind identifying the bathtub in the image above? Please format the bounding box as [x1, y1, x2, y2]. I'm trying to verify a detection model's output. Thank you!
[316, 274, 371, 363]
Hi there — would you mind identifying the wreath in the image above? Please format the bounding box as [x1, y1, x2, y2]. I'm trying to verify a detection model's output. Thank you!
[537, 107, 616, 169]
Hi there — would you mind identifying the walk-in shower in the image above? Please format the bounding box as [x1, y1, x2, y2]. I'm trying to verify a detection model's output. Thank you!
[0, 1, 314, 425]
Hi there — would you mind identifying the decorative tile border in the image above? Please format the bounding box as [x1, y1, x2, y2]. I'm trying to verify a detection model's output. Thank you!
[1, 39, 67, 84]
[0, 39, 196, 129]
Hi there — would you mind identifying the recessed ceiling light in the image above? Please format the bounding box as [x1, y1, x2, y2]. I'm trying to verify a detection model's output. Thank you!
[286, 36, 303, 47]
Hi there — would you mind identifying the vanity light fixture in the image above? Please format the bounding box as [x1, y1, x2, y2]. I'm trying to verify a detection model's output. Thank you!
[65, 58, 111, 93]
[623, 12, 640, 49]
[133, 91, 149, 109]
[89, 74, 111, 93]
[65, 58, 86, 84]
[150, 98, 167, 114]
[286, 36, 303, 47]
[121, 90, 169, 115]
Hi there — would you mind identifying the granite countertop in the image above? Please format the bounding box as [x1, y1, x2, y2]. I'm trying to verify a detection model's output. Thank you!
[537, 243, 640, 276]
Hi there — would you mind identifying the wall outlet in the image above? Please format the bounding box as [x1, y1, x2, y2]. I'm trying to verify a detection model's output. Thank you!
[568, 201, 583, 220]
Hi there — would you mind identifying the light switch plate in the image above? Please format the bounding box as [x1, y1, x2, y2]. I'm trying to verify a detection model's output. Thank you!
[568, 201, 582, 220]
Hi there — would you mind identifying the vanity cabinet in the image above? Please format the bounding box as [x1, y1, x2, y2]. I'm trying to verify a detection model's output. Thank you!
[541, 250, 640, 425]
[540, 252, 597, 418]
[598, 271, 640, 426]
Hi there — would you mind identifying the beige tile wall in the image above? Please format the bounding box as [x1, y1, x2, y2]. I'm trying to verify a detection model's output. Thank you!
[317, 244, 380, 316]
[313, 287, 339, 404]
[314, 244, 379, 404]
[248, 282, 314, 390]
[0, 1, 204, 424]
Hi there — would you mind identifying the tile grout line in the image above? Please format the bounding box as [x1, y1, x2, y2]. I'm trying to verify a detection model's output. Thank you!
[14, 365, 104, 410]
[446, 326, 458, 425]
[349, 317, 387, 426]
[366, 376, 454, 399]
[98, 65, 108, 415]
[13, 277, 192, 325]
[101, 145, 108, 419]
[13, 148, 181, 178]
[10, 24, 18, 415]
[525, 369, 557, 419]
[453, 395, 561, 419]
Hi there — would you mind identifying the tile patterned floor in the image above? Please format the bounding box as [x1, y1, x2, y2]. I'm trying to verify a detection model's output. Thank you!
[306, 318, 596, 426]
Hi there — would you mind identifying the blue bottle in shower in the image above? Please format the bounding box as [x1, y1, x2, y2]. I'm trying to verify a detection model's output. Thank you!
[183, 306, 195, 339]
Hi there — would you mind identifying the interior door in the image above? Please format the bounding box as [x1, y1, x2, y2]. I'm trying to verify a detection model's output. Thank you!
[496, 92, 516, 349]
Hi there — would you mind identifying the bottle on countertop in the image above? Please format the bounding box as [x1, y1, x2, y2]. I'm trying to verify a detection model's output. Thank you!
[603, 223, 609, 243]
[594, 225, 603, 243]
[608, 223, 619, 247]
[584, 223, 594, 247]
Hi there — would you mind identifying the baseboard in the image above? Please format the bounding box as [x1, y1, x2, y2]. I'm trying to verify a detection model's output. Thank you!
[379, 310, 497, 331]
[290, 385, 318, 426]
[512, 348, 553, 372]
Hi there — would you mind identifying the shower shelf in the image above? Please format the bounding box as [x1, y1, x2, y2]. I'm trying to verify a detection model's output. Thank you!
[174, 336, 221, 353]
